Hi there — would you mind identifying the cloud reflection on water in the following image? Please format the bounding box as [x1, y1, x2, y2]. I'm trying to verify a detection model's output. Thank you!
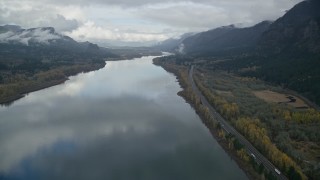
[0, 56, 247, 180]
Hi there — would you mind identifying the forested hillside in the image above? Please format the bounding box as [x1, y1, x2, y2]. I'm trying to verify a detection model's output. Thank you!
[169, 0, 320, 105]
[0, 25, 118, 104]
[182, 21, 271, 56]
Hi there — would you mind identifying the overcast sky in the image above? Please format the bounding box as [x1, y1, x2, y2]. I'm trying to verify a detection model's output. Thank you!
[0, 0, 303, 45]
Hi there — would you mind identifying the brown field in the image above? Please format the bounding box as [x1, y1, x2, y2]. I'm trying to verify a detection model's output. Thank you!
[253, 90, 309, 108]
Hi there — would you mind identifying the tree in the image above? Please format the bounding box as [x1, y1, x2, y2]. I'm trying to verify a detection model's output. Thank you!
[259, 163, 265, 174]
[288, 166, 302, 180]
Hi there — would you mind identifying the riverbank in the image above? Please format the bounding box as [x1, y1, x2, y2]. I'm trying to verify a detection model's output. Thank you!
[153, 58, 263, 180]
[0, 62, 106, 105]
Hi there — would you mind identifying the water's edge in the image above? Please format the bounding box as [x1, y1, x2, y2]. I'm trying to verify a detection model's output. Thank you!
[152, 58, 259, 180]
[0, 63, 106, 106]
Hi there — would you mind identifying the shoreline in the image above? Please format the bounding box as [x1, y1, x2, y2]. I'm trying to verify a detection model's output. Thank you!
[0, 79, 67, 106]
[0, 53, 164, 106]
[153, 59, 262, 180]
[0, 62, 106, 106]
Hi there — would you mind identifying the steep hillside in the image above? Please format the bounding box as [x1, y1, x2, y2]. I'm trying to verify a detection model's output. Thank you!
[259, 0, 320, 54]
[182, 21, 271, 56]
[0, 25, 116, 58]
[250, 0, 320, 105]
[153, 33, 194, 52]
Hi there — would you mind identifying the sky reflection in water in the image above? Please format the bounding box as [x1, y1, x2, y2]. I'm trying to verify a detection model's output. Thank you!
[0, 56, 247, 180]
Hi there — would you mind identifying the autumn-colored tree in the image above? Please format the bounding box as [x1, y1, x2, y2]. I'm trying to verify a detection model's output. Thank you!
[235, 117, 305, 179]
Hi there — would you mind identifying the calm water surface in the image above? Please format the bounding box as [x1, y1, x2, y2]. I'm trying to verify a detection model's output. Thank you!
[0, 56, 247, 180]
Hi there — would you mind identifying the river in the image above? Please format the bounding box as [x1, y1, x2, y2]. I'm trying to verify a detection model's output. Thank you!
[0, 56, 247, 180]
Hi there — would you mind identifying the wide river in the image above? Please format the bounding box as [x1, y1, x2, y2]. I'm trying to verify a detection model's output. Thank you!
[0, 56, 247, 180]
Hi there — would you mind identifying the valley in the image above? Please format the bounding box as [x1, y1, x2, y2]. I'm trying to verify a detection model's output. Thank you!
[1, 0, 320, 180]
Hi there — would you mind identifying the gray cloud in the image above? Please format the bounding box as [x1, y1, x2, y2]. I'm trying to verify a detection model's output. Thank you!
[0, 0, 304, 44]
[41, 15, 80, 32]
[138, 0, 303, 30]
[0, 1, 79, 32]
[0, 28, 61, 45]
[40, 0, 303, 9]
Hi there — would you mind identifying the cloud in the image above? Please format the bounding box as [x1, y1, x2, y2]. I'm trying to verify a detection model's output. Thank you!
[39, 0, 303, 10]
[138, 0, 304, 31]
[0, 1, 79, 32]
[41, 15, 80, 32]
[0, 28, 61, 45]
[0, 0, 304, 45]
[29, 28, 61, 44]
[66, 21, 168, 42]
[138, 3, 229, 30]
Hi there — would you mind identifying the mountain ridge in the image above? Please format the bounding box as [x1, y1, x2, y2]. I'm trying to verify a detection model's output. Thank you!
[178, 21, 272, 56]
[258, 0, 320, 54]
[153, 32, 195, 52]
[0, 25, 117, 59]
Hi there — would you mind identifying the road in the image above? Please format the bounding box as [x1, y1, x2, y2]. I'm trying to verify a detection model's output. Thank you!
[189, 66, 287, 180]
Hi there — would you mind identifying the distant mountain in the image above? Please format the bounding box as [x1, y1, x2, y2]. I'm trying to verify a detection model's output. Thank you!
[181, 21, 272, 56]
[153, 33, 195, 52]
[0, 25, 22, 33]
[93, 39, 157, 48]
[0, 25, 116, 58]
[0, 26, 64, 45]
[0, 25, 120, 105]
[258, 0, 320, 54]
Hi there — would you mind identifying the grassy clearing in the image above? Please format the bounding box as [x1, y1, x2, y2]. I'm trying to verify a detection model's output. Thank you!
[254, 90, 309, 108]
